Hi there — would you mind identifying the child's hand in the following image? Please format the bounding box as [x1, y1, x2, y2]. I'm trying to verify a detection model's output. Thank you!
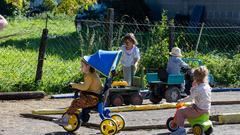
[69, 82, 75, 88]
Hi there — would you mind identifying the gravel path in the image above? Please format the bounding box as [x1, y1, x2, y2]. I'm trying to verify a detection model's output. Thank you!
[0, 91, 240, 135]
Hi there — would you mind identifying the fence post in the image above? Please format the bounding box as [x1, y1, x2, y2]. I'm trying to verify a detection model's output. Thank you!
[194, 22, 205, 58]
[35, 28, 48, 83]
[106, 8, 114, 50]
[169, 22, 175, 51]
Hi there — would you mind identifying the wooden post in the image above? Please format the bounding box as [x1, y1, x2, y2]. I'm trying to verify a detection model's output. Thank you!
[106, 8, 114, 50]
[194, 22, 205, 58]
[35, 28, 48, 83]
[169, 22, 175, 52]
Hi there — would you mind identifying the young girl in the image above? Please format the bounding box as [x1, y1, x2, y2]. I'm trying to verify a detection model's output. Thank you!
[54, 60, 103, 126]
[171, 66, 212, 135]
[121, 33, 140, 86]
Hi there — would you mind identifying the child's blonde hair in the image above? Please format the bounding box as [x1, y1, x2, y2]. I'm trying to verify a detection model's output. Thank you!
[123, 33, 138, 45]
[193, 66, 209, 83]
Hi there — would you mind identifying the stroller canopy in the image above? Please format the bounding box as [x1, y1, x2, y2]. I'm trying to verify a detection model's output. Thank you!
[83, 50, 122, 77]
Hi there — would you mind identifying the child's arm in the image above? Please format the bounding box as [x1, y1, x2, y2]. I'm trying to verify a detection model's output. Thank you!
[178, 87, 197, 103]
[178, 58, 189, 69]
[70, 75, 92, 91]
[180, 61, 189, 69]
[134, 58, 139, 67]
[178, 95, 193, 103]
[134, 47, 140, 68]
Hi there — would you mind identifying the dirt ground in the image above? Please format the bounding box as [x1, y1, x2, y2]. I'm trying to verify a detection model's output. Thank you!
[0, 91, 240, 135]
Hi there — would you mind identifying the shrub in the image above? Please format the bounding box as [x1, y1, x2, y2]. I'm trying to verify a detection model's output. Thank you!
[140, 11, 169, 69]
[188, 52, 240, 87]
[42, 0, 58, 11]
[0, 0, 24, 16]
[54, 0, 79, 16]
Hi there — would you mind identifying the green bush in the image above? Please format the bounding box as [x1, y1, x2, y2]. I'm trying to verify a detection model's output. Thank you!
[0, 0, 24, 15]
[42, 0, 58, 11]
[54, 0, 79, 16]
[185, 52, 240, 87]
[140, 11, 169, 69]
[77, 0, 97, 11]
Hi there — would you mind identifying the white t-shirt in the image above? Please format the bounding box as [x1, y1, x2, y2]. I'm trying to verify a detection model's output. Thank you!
[180, 83, 212, 110]
[121, 45, 140, 67]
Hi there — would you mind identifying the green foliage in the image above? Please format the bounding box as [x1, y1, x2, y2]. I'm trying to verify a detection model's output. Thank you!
[184, 52, 240, 87]
[0, 0, 24, 15]
[55, 0, 79, 16]
[76, 0, 97, 12]
[140, 11, 169, 69]
[42, 0, 58, 11]
[0, 17, 82, 93]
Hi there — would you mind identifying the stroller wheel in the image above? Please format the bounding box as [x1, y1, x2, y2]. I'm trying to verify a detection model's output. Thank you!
[100, 118, 117, 135]
[111, 114, 125, 131]
[62, 113, 81, 133]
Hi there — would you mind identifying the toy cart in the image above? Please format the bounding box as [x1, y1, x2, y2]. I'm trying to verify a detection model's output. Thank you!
[107, 67, 145, 106]
[146, 58, 215, 104]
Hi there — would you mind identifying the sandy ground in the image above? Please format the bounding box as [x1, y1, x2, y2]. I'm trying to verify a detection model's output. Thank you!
[0, 91, 240, 135]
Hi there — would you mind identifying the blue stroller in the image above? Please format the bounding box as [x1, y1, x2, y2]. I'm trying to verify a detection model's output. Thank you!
[61, 50, 125, 135]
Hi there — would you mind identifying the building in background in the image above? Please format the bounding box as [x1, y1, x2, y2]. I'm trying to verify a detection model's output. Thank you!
[145, 0, 240, 24]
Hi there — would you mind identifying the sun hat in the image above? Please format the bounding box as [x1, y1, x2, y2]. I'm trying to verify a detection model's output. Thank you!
[169, 47, 182, 57]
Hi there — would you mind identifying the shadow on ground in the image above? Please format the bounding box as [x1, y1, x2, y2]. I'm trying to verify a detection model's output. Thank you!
[156, 133, 170, 135]
[45, 132, 76, 135]
[45, 131, 102, 135]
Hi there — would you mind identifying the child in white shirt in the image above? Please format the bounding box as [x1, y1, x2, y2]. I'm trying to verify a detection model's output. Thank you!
[121, 33, 140, 86]
[171, 66, 212, 135]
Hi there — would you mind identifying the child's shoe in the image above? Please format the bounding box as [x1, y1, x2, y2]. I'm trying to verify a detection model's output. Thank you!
[53, 114, 70, 126]
[170, 127, 186, 135]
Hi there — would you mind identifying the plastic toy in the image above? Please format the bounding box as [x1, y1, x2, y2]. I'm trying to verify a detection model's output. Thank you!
[166, 102, 213, 135]
[146, 58, 215, 103]
[58, 50, 125, 135]
[111, 81, 128, 87]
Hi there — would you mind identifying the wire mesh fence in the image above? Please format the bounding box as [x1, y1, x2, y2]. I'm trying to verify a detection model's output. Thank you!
[77, 19, 240, 56]
[0, 18, 44, 92]
[0, 17, 240, 92]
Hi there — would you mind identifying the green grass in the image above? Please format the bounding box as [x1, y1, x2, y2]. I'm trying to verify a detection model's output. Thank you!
[0, 46, 82, 93]
[0, 16, 83, 93]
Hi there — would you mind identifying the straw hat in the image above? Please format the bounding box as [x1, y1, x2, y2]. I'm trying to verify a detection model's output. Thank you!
[169, 47, 182, 57]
